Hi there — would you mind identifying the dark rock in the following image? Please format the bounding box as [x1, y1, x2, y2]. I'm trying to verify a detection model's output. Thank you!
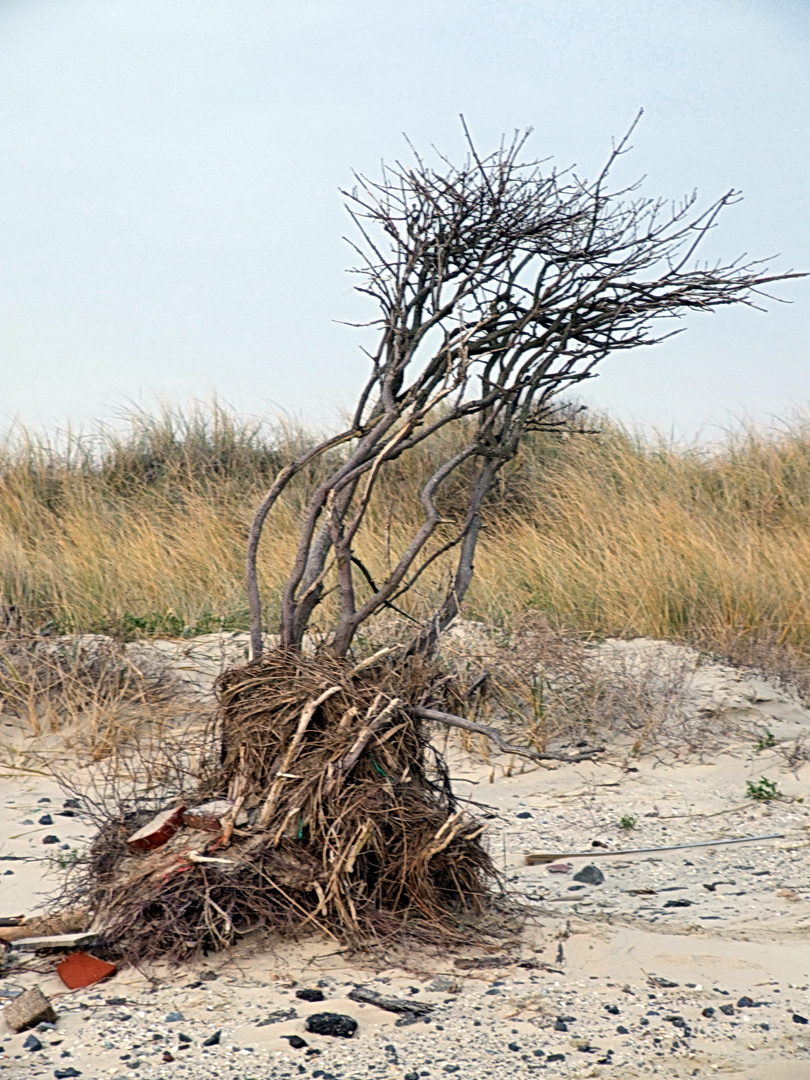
[604, 1004, 620, 1014]
[568, 884, 585, 891]
[296, 988, 326, 1002]
[647, 975, 678, 988]
[54, 1071, 82, 1079]
[793, 1014, 809, 1025]
[554, 1019, 568, 1031]
[178, 1033, 191, 1043]
[63, 799, 81, 809]
[201, 1029, 221, 1046]
[165, 1011, 184, 1022]
[42, 835, 60, 844]
[616, 1025, 629, 1034]
[58, 810, 77, 817]
[719, 1004, 735, 1016]
[162, 1053, 175, 1063]
[663, 898, 692, 908]
[516, 812, 532, 819]
[106, 997, 127, 1006]
[23, 1033, 43, 1051]
[547, 1054, 566, 1062]
[284, 1035, 309, 1049]
[305, 1012, 358, 1038]
[38, 815, 53, 825]
[701, 1007, 715, 1018]
[664, 1015, 686, 1027]
[443, 1067, 460, 1074]
[533, 1049, 545, 1057]
[737, 996, 755, 1007]
[198, 970, 218, 980]
[573, 864, 604, 886]
[404, 1074, 419, 1080]
[508, 1041, 520, 1050]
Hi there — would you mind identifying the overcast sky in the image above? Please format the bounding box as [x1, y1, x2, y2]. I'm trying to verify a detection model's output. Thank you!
[1, 0, 808, 441]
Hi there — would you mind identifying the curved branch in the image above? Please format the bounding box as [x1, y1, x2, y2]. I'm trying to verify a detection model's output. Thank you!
[412, 706, 603, 763]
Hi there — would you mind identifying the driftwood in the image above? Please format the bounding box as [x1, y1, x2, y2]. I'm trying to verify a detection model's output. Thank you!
[524, 832, 786, 865]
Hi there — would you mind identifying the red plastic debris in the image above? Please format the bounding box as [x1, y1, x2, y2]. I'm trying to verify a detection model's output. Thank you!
[56, 951, 117, 989]
[126, 805, 186, 852]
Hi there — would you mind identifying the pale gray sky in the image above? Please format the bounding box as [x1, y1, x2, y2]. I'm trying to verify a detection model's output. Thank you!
[1, 0, 808, 440]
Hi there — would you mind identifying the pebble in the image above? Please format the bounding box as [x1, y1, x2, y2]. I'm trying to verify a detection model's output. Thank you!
[572, 864, 604, 885]
[793, 1013, 809, 1024]
[23, 1033, 43, 1051]
[305, 1012, 358, 1038]
[201, 1029, 221, 1046]
[41, 834, 60, 844]
[38, 814, 53, 825]
[295, 988, 325, 1001]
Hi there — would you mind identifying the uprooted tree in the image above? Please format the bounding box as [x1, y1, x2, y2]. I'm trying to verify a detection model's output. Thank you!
[83, 120, 802, 960]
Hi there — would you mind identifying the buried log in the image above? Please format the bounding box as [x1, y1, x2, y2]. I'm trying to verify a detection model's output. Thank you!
[74, 649, 500, 965]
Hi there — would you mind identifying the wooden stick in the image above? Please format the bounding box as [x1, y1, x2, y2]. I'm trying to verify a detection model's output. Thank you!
[524, 832, 786, 865]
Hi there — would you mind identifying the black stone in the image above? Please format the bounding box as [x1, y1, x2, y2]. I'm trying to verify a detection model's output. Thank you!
[178, 1033, 192, 1043]
[719, 1004, 735, 1016]
[663, 898, 692, 908]
[106, 997, 127, 1005]
[554, 1019, 568, 1031]
[201, 1029, 221, 1046]
[23, 1034, 43, 1051]
[508, 1042, 520, 1050]
[616, 1025, 629, 1034]
[284, 1035, 309, 1049]
[57, 810, 77, 817]
[516, 812, 532, 819]
[38, 815, 53, 825]
[63, 799, 81, 809]
[573, 864, 604, 886]
[404, 1074, 419, 1080]
[54, 1071, 82, 1079]
[793, 1014, 809, 1025]
[604, 1005, 620, 1014]
[547, 1054, 566, 1062]
[737, 996, 755, 1007]
[296, 988, 326, 1002]
[701, 1007, 715, 1018]
[305, 1012, 358, 1038]
[42, 835, 60, 844]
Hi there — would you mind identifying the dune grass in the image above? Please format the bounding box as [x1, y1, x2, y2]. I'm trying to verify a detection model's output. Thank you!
[3, 400, 810, 682]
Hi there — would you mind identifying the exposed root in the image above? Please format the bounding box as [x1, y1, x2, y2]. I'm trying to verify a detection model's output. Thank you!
[77, 649, 499, 965]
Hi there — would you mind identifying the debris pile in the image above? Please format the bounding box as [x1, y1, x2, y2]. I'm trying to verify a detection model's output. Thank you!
[78, 649, 495, 964]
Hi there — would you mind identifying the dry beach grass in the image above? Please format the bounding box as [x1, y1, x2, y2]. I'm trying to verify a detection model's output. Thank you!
[3, 400, 810, 691]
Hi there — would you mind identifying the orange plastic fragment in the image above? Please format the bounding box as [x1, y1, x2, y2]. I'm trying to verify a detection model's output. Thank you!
[57, 951, 117, 989]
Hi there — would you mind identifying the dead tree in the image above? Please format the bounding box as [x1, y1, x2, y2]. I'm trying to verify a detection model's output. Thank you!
[247, 117, 800, 663]
[79, 122, 806, 959]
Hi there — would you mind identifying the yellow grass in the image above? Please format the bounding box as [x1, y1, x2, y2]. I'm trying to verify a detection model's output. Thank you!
[3, 401, 810, 676]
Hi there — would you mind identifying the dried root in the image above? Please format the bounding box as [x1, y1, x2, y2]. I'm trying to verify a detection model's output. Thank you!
[79, 649, 497, 964]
